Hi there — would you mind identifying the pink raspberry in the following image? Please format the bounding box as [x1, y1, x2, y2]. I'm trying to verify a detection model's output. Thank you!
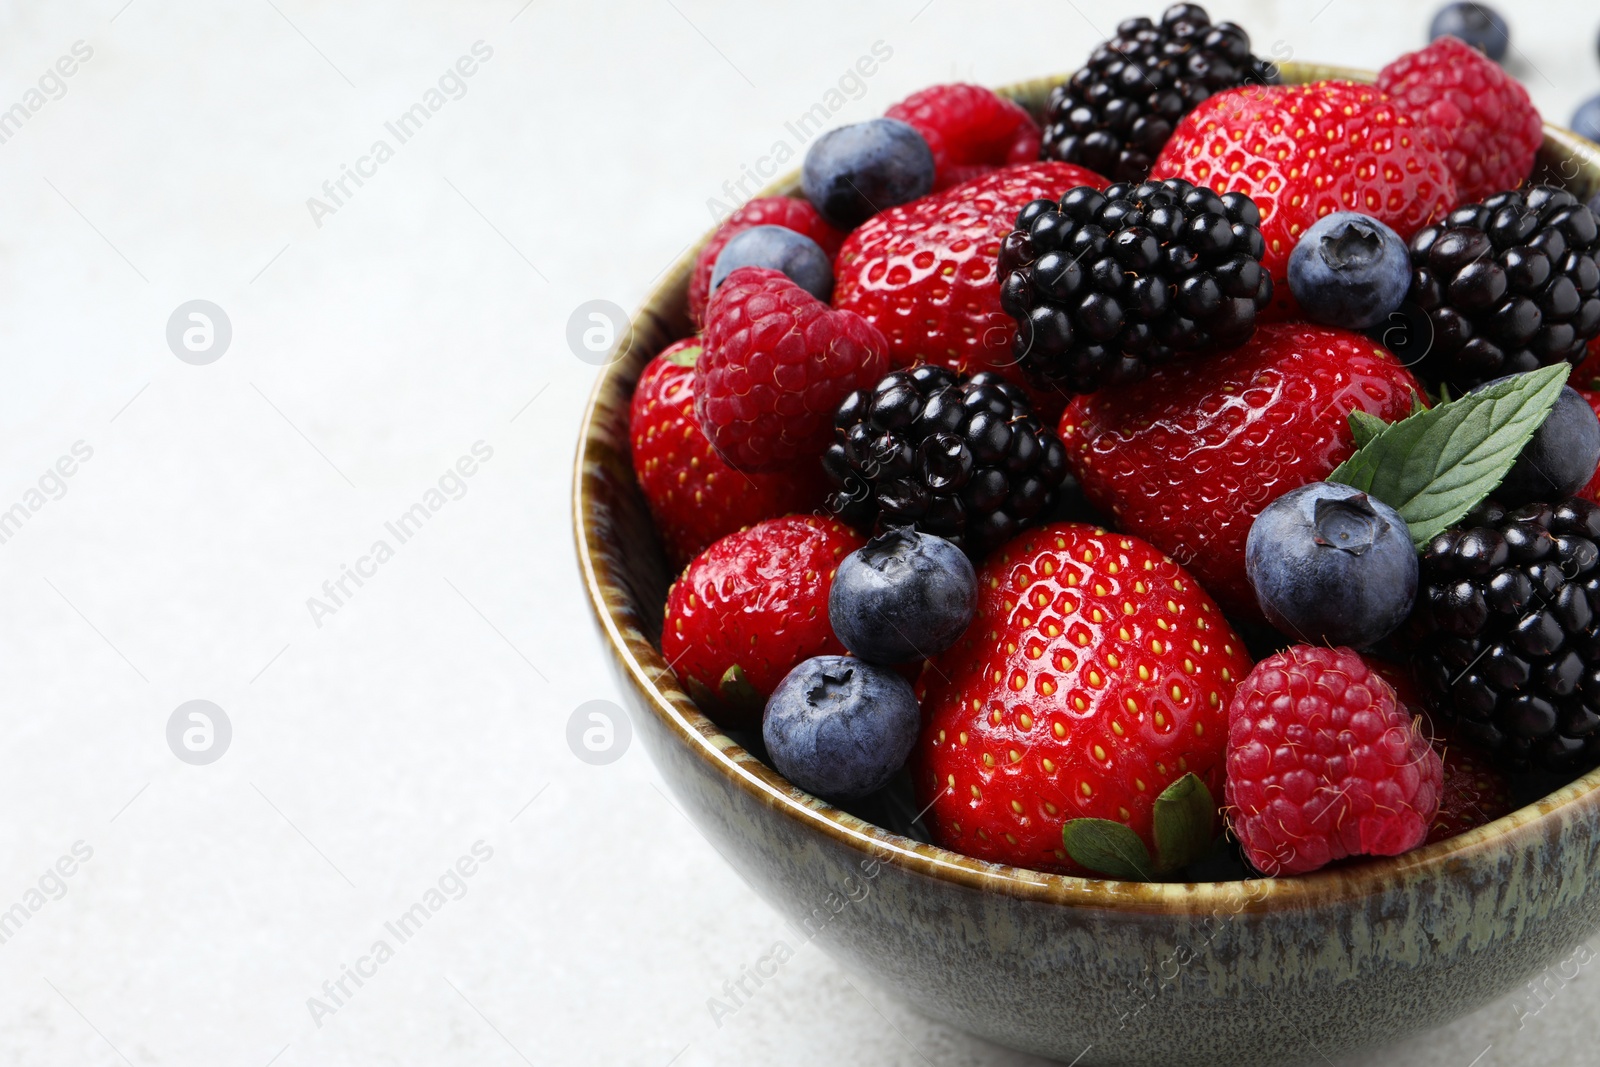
[1225, 646, 1443, 876]
[1376, 34, 1542, 204]
[695, 266, 888, 471]
[885, 83, 1041, 191]
[687, 197, 844, 328]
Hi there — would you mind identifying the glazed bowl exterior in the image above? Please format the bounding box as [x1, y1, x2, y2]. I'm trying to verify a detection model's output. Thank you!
[574, 64, 1600, 1066]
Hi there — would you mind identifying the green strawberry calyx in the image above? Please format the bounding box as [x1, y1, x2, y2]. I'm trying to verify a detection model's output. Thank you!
[665, 342, 702, 367]
[1060, 772, 1217, 881]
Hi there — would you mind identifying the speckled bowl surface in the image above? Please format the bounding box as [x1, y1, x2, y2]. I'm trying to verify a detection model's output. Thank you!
[575, 64, 1600, 1066]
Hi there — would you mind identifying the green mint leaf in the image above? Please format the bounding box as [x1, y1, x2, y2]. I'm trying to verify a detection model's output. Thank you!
[1151, 773, 1216, 872]
[1061, 818, 1154, 881]
[1348, 410, 1390, 449]
[1327, 364, 1570, 547]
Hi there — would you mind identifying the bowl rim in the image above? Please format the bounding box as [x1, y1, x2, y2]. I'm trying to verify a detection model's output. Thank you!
[574, 62, 1600, 915]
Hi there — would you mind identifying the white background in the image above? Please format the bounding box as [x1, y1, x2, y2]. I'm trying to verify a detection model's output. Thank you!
[0, 1, 1597, 1064]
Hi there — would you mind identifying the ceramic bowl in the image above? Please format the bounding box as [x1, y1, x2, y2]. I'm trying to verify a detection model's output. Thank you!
[574, 63, 1600, 1066]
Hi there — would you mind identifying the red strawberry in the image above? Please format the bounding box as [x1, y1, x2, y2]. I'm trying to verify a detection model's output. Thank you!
[1152, 80, 1456, 318]
[1058, 323, 1422, 617]
[1226, 645, 1443, 876]
[1265, 78, 1456, 247]
[629, 338, 829, 567]
[1376, 35, 1541, 205]
[915, 523, 1253, 875]
[696, 266, 888, 471]
[663, 515, 864, 731]
[832, 161, 1107, 420]
[688, 197, 845, 328]
[885, 83, 1042, 191]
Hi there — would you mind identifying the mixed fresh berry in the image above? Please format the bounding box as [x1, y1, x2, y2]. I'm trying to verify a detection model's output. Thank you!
[710, 225, 833, 305]
[823, 366, 1069, 556]
[1059, 322, 1423, 616]
[1480, 380, 1600, 505]
[696, 266, 888, 471]
[1245, 482, 1418, 650]
[620, 6, 1600, 883]
[1039, 4, 1278, 183]
[1153, 80, 1458, 319]
[999, 178, 1273, 395]
[828, 528, 977, 665]
[1376, 35, 1541, 206]
[914, 524, 1251, 874]
[1405, 188, 1600, 389]
[1410, 498, 1600, 771]
[1226, 646, 1443, 876]
[629, 339, 828, 566]
[886, 83, 1041, 191]
[764, 656, 922, 798]
[1364, 656, 1510, 845]
[831, 159, 1105, 403]
[661, 515, 863, 730]
[801, 118, 935, 230]
[1577, 97, 1600, 146]
[687, 196, 844, 327]
[1429, 3, 1509, 63]
[1287, 212, 1412, 330]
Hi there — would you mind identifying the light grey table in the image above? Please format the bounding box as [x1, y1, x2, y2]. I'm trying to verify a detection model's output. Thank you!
[1, 1, 1596, 1064]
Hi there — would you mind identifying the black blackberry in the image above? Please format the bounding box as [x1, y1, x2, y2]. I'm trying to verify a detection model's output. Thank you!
[997, 178, 1272, 395]
[1411, 498, 1600, 772]
[822, 367, 1069, 557]
[1039, 4, 1279, 183]
[1406, 186, 1600, 391]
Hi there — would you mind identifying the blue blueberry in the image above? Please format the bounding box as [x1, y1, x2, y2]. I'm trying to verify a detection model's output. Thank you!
[1473, 378, 1600, 505]
[1245, 482, 1419, 649]
[711, 225, 833, 303]
[1429, 3, 1508, 62]
[802, 118, 934, 230]
[762, 656, 921, 799]
[1287, 212, 1412, 330]
[1575, 96, 1600, 146]
[829, 528, 977, 664]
